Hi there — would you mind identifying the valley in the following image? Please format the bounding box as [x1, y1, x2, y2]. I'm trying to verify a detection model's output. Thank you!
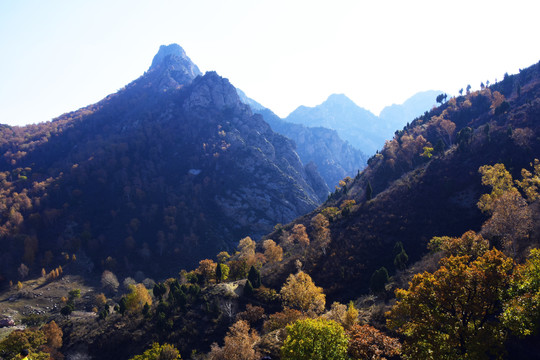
[1, 44, 540, 360]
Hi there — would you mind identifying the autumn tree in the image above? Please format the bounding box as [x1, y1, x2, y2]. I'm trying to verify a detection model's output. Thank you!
[288, 224, 310, 248]
[324, 301, 358, 330]
[310, 213, 331, 254]
[387, 248, 513, 359]
[347, 324, 401, 360]
[439, 119, 456, 146]
[216, 251, 231, 264]
[281, 318, 348, 360]
[208, 320, 260, 360]
[280, 271, 325, 314]
[0, 328, 49, 360]
[124, 283, 152, 313]
[129, 343, 181, 360]
[236, 236, 259, 268]
[263, 308, 305, 333]
[196, 259, 217, 284]
[343, 301, 359, 330]
[238, 236, 256, 259]
[477, 163, 516, 212]
[41, 321, 63, 349]
[516, 159, 540, 201]
[324, 302, 346, 323]
[94, 293, 107, 307]
[502, 248, 540, 337]
[428, 230, 489, 259]
[263, 239, 283, 263]
[478, 163, 533, 256]
[481, 190, 532, 256]
[236, 304, 265, 326]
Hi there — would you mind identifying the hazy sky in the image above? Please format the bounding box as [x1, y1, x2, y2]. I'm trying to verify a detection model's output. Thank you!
[1, 0, 539, 126]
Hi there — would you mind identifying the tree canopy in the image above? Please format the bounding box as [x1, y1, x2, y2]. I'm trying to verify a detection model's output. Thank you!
[281, 318, 348, 360]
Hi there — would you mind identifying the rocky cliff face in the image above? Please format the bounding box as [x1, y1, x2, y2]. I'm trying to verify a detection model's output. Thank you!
[147, 44, 202, 91]
[236, 90, 366, 189]
[178, 72, 326, 237]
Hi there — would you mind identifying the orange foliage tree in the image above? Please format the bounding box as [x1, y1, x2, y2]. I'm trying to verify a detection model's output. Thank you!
[209, 320, 260, 360]
[346, 324, 401, 360]
[263, 239, 283, 263]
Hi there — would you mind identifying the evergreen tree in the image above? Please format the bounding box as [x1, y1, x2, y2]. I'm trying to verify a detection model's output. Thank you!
[216, 263, 222, 283]
[247, 266, 261, 288]
[118, 297, 127, 315]
[370, 267, 389, 294]
[434, 139, 445, 155]
[394, 249, 409, 271]
[393, 241, 404, 257]
[142, 303, 150, 316]
[366, 181, 373, 201]
[244, 279, 254, 297]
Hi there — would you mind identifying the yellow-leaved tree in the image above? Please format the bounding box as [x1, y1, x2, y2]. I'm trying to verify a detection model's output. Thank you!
[477, 162, 535, 256]
[280, 271, 325, 314]
[125, 283, 152, 313]
[387, 248, 513, 359]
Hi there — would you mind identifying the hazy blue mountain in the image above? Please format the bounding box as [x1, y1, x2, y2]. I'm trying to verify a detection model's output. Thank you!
[379, 90, 441, 132]
[285, 94, 381, 154]
[285, 92, 442, 155]
[237, 89, 367, 188]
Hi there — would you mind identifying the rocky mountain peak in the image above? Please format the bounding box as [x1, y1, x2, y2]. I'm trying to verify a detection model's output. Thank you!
[147, 44, 202, 90]
[183, 71, 246, 112]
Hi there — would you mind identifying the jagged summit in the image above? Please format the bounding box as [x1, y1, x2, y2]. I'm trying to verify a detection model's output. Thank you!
[147, 43, 202, 90]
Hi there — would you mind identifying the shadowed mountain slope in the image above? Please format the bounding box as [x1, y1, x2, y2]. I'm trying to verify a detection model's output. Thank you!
[0, 44, 327, 283]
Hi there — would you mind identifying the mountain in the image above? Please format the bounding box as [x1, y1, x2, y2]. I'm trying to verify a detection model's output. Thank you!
[236, 89, 368, 189]
[285, 92, 441, 155]
[285, 94, 381, 154]
[2, 54, 540, 360]
[266, 61, 540, 300]
[0, 44, 327, 283]
[379, 90, 440, 132]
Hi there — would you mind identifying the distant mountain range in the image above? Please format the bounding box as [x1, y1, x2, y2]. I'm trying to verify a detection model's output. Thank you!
[238, 89, 440, 188]
[237, 89, 367, 189]
[285, 91, 440, 155]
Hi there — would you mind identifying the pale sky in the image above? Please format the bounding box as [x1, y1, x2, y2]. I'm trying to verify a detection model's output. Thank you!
[1, 0, 539, 126]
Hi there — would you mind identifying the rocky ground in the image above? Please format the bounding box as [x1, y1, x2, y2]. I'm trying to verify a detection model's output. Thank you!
[0, 275, 97, 340]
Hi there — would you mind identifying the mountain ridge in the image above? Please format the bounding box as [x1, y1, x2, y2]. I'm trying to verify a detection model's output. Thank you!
[0, 45, 327, 282]
[285, 91, 439, 155]
[236, 89, 367, 189]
